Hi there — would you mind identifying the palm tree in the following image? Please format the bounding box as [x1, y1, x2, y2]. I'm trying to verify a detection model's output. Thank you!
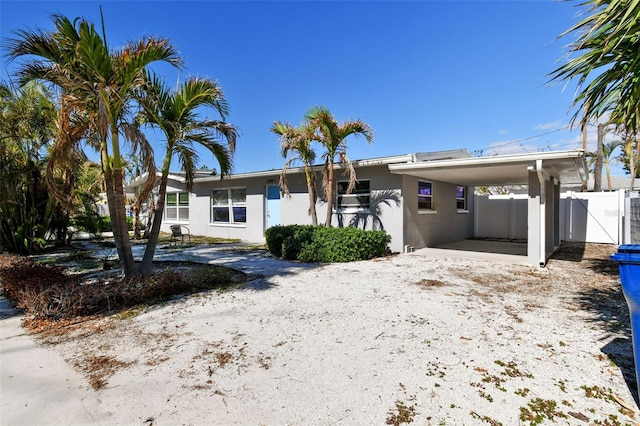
[303, 106, 374, 227]
[137, 74, 237, 275]
[587, 139, 622, 191]
[0, 80, 57, 253]
[603, 139, 622, 191]
[549, 0, 640, 138]
[271, 121, 318, 226]
[6, 13, 182, 278]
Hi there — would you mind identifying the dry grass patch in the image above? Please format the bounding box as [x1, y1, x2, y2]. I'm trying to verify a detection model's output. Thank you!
[73, 354, 135, 390]
[415, 278, 448, 288]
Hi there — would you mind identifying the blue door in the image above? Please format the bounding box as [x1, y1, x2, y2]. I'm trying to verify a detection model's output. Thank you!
[266, 185, 281, 229]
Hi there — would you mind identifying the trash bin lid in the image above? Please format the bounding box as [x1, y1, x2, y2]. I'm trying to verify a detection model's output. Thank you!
[616, 244, 640, 254]
[611, 244, 640, 263]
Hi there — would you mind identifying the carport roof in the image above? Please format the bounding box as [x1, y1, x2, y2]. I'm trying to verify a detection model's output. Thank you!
[388, 150, 587, 186]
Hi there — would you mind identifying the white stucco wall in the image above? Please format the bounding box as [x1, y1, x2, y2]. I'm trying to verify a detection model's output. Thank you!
[159, 165, 407, 253]
[402, 175, 475, 249]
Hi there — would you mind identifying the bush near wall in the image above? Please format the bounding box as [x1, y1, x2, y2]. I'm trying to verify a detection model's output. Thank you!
[265, 225, 390, 262]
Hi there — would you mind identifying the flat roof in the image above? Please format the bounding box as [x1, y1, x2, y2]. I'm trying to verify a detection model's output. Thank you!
[388, 150, 587, 186]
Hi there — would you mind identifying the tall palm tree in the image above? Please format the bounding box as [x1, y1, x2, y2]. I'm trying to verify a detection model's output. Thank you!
[271, 121, 318, 226]
[0, 80, 57, 253]
[587, 139, 622, 191]
[303, 106, 374, 227]
[603, 139, 622, 191]
[6, 13, 182, 278]
[549, 0, 640, 138]
[137, 74, 237, 275]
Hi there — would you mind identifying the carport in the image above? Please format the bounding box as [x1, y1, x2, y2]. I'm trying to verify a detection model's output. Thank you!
[388, 150, 588, 267]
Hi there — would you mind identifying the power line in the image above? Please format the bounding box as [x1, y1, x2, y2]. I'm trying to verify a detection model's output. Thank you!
[475, 126, 572, 155]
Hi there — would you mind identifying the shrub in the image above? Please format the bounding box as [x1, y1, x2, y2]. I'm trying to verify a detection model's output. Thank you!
[281, 225, 315, 260]
[265, 225, 314, 259]
[0, 257, 77, 318]
[266, 225, 390, 262]
[0, 256, 245, 322]
[298, 227, 390, 262]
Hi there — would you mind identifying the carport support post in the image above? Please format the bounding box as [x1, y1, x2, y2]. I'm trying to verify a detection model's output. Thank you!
[528, 160, 546, 267]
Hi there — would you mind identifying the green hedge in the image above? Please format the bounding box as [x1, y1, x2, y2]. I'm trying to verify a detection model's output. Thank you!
[265, 225, 390, 263]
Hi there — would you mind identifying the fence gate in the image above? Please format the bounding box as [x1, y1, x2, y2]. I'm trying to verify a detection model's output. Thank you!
[627, 195, 640, 244]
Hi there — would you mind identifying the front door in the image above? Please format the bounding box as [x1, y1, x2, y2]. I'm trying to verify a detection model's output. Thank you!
[266, 185, 281, 229]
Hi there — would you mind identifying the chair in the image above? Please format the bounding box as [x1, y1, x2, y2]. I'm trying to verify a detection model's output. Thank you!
[169, 224, 191, 246]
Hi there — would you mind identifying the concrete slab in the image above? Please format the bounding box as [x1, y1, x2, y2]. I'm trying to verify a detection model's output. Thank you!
[413, 239, 529, 265]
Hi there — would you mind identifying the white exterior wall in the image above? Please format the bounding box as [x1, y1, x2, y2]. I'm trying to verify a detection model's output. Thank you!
[160, 165, 407, 253]
[474, 190, 623, 244]
[402, 175, 475, 249]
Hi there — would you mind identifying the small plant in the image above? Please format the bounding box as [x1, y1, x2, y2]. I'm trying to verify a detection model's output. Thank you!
[471, 382, 494, 402]
[386, 400, 417, 425]
[470, 411, 503, 426]
[580, 385, 614, 401]
[115, 308, 142, 320]
[215, 352, 233, 368]
[515, 388, 530, 397]
[495, 360, 534, 379]
[519, 398, 567, 425]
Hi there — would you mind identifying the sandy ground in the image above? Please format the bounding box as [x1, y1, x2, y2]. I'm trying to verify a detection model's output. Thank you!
[2, 243, 639, 425]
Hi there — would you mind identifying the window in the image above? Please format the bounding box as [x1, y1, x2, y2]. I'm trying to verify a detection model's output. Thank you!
[337, 180, 370, 210]
[418, 181, 432, 210]
[166, 192, 189, 221]
[212, 188, 246, 224]
[456, 186, 467, 210]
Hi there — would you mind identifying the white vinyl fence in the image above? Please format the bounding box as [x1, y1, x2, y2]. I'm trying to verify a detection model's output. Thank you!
[474, 190, 625, 245]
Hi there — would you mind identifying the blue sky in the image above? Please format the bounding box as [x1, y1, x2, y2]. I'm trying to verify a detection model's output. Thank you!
[0, 0, 624, 175]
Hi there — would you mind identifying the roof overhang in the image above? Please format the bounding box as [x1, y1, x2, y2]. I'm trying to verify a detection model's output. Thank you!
[388, 150, 587, 186]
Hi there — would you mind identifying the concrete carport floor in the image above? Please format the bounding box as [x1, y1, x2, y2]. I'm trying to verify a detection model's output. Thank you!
[414, 238, 529, 265]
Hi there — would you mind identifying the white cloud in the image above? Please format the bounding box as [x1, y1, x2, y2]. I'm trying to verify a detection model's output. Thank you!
[535, 121, 564, 131]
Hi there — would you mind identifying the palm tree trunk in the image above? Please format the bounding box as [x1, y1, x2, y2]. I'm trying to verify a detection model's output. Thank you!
[305, 166, 318, 226]
[143, 197, 154, 239]
[140, 151, 173, 275]
[581, 122, 588, 192]
[112, 167, 138, 278]
[594, 123, 604, 192]
[139, 176, 167, 276]
[325, 160, 335, 227]
[104, 168, 125, 263]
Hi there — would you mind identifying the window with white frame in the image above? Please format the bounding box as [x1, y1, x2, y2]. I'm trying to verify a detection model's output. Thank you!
[337, 180, 370, 210]
[166, 192, 189, 221]
[418, 181, 433, 210]
[456, 186, 467, 210]
[211, 188, 247, 224]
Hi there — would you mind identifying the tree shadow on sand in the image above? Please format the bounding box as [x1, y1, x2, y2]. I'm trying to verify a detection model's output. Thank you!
[575, 281, 637, 404]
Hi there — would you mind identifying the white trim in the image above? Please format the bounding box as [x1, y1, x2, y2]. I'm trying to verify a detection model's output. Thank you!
[209, 223, 246, 229]
[389, 150, 585, 172]
[211, 187, 247, 225]
[418, 210, 437, 215]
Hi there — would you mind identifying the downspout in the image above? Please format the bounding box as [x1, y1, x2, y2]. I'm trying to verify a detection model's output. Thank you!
[536, 159, 546, 266]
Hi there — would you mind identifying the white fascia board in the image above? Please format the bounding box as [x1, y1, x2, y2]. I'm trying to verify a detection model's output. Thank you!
[193, 153, 422, 183]
[388, 150, 585, 172]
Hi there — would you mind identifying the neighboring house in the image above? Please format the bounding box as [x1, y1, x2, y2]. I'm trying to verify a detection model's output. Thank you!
[127, 149, 587, 267]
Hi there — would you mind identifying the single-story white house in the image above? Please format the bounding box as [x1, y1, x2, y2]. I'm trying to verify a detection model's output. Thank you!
[127, 149, 587, 267]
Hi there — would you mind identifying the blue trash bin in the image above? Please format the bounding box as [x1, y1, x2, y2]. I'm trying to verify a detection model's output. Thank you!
[611, 244, 640, 398]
